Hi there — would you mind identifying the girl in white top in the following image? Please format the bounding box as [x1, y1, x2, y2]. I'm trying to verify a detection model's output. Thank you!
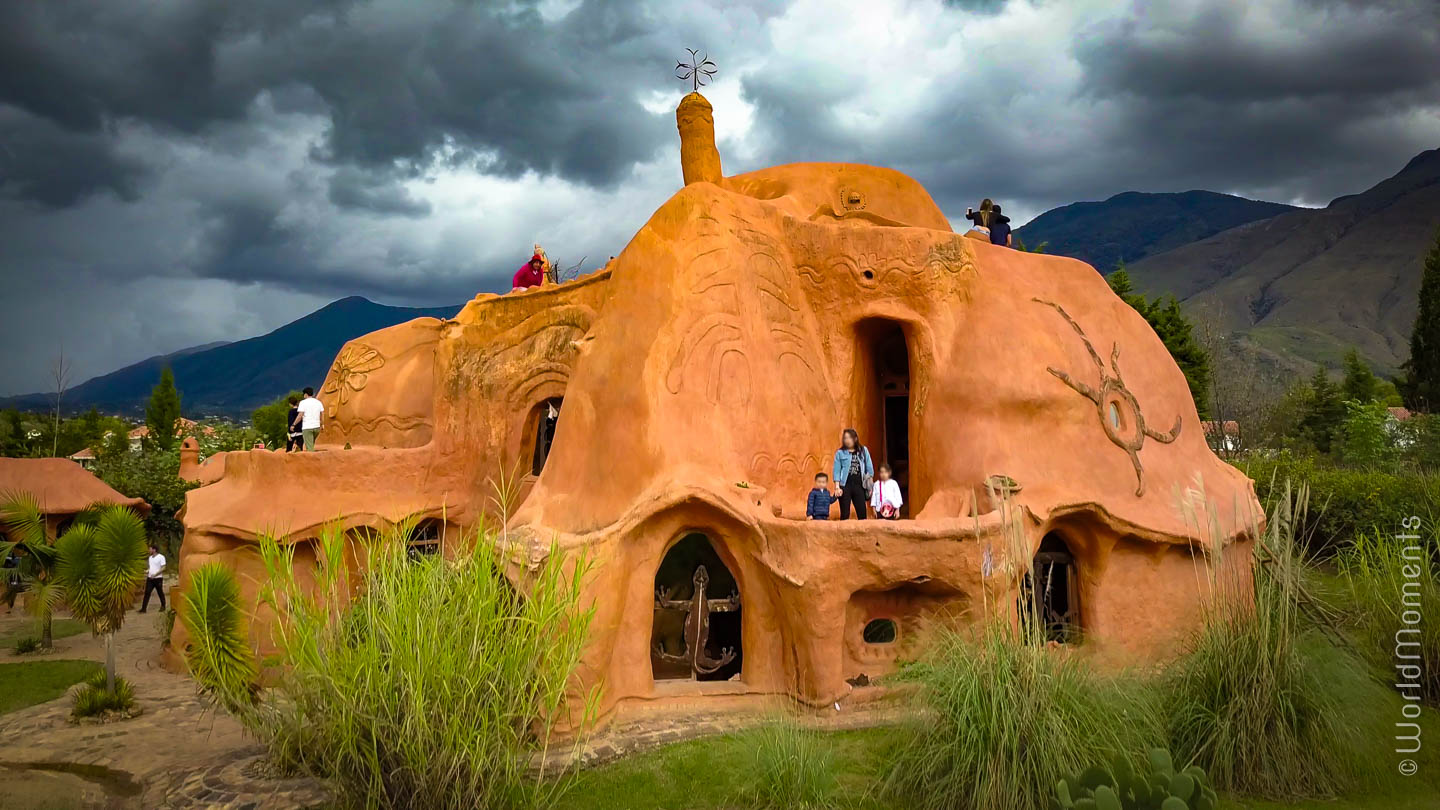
[870, 463, 903, 520]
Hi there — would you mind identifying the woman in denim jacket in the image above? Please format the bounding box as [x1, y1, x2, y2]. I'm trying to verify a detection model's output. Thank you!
[831, 428, 874, 520]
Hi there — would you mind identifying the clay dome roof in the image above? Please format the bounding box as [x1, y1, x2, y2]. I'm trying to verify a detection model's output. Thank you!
[0, 458, 150, 516]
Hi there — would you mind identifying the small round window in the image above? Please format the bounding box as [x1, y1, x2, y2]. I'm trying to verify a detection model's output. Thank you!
[863, 618, 897, 644]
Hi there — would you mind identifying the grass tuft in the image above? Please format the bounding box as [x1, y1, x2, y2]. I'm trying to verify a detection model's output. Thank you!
[880, 621, 1161, 810]
[742, 716, 839, 809]
[186, 520, 598, 810]
[12, 634, 41, 655]
[1164, 482, 1353, 799]
[1337, 527, 1439, 705]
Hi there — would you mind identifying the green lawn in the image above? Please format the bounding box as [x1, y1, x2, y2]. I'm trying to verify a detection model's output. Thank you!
[0, 659, 102, 714]
[0, 617, 88, 648]
[554, 726, 894, 810]
[555, 634, 1438, 810]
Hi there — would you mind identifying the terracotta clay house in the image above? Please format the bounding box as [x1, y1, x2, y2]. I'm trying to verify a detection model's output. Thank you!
[170, 92, 1259, 726]
[0, 458, 150, 540]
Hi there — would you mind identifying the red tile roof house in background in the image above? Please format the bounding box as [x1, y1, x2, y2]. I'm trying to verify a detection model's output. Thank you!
[0, 458, 151, 541]
[128, 418, 211, 451]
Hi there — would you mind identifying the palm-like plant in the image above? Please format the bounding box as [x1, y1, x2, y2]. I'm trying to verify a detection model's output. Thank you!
[180, 562, 259, 712]
[53, 506, 148, 693]
[1, 491, 63, 648]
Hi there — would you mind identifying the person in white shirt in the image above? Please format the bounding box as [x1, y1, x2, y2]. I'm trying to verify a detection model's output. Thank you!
[140, 544, 166, 613]
[869, 463, 904, 520]
[292, 386, 325, 452]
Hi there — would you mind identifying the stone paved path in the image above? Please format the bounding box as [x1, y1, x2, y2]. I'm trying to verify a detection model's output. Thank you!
[0, 603, 328, 809]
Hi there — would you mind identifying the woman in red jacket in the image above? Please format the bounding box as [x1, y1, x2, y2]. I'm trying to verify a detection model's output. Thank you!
[511, 253, 546, 291]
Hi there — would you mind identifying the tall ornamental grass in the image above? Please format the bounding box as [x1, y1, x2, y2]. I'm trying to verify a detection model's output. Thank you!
[1164, 483, 1353, 799]
[882, 483, 1160, 810]
[742, 716, 840, 810]
[879, 621, 1162, 810]
[183, 520, 597, 810]
[1338, 523, 1440, 706]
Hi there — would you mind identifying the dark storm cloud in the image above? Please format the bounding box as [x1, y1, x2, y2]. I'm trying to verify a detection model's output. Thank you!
[1069, 0, 1440, 204]
[741, 0, 1440, 221]
[0, 106, 147, 207]
[0, 0, 674, 205]
[327, 169, 432, 218]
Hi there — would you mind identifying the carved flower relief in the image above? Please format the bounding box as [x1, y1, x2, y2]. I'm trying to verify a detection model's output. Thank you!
[322, 344, 386, 406]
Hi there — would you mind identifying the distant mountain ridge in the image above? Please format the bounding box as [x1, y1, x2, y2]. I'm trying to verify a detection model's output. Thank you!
[1, 296, 462, 418]
[1014, 190, 1298, 270]
[1128, 148, 1440, 374]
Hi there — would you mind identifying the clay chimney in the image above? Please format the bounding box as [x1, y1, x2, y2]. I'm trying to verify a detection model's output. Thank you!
[178, 436, 200, 482]
[676, 92, 722, 185]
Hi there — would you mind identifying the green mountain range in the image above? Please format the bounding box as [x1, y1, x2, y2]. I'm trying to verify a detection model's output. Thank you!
[1014, 190, 1298, 269]
[0, 296, 461, 418]
[1127, 149, 1440, 375]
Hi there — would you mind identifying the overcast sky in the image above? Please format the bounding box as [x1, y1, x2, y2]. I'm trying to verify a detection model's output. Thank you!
[3, 0, 1439, 395]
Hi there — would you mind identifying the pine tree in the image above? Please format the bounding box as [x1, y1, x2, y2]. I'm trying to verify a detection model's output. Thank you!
[145, 367, 182, 451]
[1105, 264, 1212, 418]
[1401, 226, 1440, 412]
[1340, 348, 1380, 404]
[1301, 367, 1345, 453]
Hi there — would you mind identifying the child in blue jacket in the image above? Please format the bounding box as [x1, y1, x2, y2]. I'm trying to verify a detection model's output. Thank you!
[807, 472, 839, 519]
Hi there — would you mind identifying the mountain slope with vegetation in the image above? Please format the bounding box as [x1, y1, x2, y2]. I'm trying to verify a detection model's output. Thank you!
[1013, 190, 1297, 268]
[1, 297, 461, 417]
[1127, 149, 1440, 374]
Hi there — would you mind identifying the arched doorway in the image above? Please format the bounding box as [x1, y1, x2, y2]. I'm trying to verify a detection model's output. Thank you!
[651, 533, 742, 682]
[528, 397, 563, 475]
[855, 319, 911, 513]
[1021, 533, 1082, 644]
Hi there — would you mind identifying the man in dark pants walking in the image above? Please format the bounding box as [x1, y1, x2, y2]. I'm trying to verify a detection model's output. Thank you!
[139, 544, 166, 613]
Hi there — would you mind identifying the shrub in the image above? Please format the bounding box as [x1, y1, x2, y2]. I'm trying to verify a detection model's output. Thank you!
[71, 670, 136, 718]
[1164, 483, 1352, 798]
[1054, 748, 1218, 810]
[880, 621, 1161, 810]
[187, 522, 597, 810]
[1238, 452, 1440, 559]
[742, 717, 838, 810]
[12, 635, 41, 655]
[1338, 528, 1440, 705]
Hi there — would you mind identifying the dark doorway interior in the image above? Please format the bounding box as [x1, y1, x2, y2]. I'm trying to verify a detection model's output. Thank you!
[1020, 533, 1082, 644]
[651, 533, 743, 682]
[530, 397, 563, 476]
[863, 321, 911, 512]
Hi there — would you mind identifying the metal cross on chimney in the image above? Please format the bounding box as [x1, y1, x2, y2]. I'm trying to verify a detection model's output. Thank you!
[675, 48, 717, 93]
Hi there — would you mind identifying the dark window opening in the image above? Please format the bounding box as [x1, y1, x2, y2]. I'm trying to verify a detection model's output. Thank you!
[1020, 533, 1082, 644]
[530, 397, 563, 476]
[863, 618, 897, 644]
[406, 519, 443, 560]
[651, 532, 743, 682]
[55, 518, 74, 538]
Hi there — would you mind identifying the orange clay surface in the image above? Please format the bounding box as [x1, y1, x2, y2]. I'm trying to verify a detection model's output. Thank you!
[170, 92, 1259, 724]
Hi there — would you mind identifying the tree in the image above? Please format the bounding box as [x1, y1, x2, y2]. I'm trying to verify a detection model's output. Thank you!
[53, 506, 148, 693]
[252, 391, 302, 450]
[1106, 265, 1212, 418]
[1335, 400, 1394, 467]
[145, 367, 183, 451]
[1340, 348, 1381, 404]
[1300, 368, 1345, 454]
[50, 348, 72, 458]
[0, 492, 64, 648]
[1400, 226, 1440, 413]
[93, 448, 196, 559]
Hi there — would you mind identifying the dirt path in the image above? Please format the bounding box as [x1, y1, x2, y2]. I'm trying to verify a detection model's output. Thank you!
[0, 600, 328, 809]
